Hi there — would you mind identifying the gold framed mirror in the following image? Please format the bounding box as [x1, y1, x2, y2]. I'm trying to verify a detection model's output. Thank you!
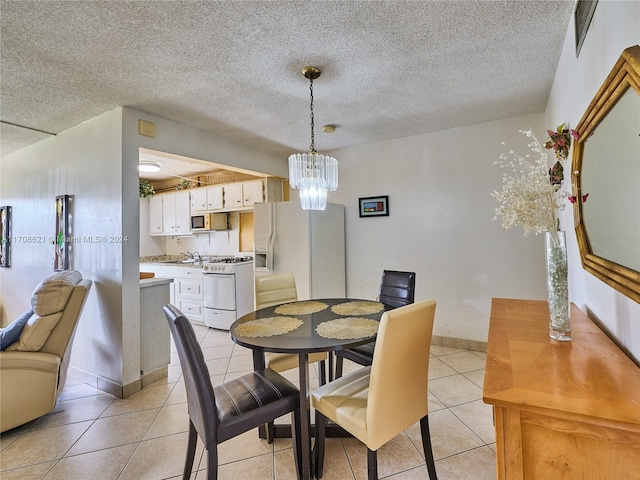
[572, 45, 640, 303]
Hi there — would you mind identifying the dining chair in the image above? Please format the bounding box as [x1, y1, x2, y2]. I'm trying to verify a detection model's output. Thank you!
[163, 304, 302, 480]
[312, 299, 437, 480]
[334, 270, 415, 378]
[255, 273, 328, 442]
[255, 273, 328, 383]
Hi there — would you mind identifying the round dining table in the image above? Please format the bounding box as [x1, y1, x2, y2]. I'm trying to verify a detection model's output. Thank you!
[230, 298, 389, 480]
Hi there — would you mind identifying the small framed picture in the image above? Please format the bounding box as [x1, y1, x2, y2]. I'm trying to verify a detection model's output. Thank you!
[359, 196, 389, 218]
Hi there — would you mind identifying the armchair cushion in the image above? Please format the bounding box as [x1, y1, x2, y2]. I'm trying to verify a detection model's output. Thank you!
[0, 309, 33, 351]
[5, 270, 81, 352]
[31, 270, 82, 316]
[5, 312, 62, 352]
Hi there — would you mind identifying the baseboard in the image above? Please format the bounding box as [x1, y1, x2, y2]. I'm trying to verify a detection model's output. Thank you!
[431, 335, 487, 353]
[68, 366, 142, 399]
[141, 366, 168, 387]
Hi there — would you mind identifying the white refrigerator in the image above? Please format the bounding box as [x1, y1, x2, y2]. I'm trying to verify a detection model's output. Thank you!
[254, 202, 345, 300]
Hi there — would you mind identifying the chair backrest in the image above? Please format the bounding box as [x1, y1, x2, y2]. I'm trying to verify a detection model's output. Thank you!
[39, 279, 92, 358]
[377, 270, 415, 309]
[41, 278, 92, 395]
[366, 299, 436, 451]
[255, 273, 298, 309]
[164, 304, 218, 446]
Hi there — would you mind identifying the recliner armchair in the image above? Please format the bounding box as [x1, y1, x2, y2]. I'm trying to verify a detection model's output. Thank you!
[0, 270, 92, 432]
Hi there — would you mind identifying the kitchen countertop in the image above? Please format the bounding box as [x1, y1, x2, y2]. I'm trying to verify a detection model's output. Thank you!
[141, 261, 204, 268]
[140, 277, 174, 288]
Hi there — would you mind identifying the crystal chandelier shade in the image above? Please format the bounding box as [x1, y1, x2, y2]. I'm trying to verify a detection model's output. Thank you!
[288, 66, 338, 211]
[288, 152, 338, 210]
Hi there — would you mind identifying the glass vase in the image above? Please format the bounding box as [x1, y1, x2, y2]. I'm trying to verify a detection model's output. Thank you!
[545, 230, 571, 341]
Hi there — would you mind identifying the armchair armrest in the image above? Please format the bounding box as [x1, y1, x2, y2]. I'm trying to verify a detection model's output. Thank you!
[0, 351, 62, 432]
[0, 351, 60, 373]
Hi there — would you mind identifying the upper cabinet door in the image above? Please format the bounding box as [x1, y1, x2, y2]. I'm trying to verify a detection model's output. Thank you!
[174, 191, 191, 234]
[162, 193, 177, 234]
[207, 186, 224, 210]
[149, 196, 163, 235]
[223, 184, 244, 209]
[190, 189, 208, 213]
[243, 180, 264, 206]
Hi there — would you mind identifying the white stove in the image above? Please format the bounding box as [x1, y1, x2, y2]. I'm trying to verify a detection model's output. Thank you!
[202, 256, 254, 330]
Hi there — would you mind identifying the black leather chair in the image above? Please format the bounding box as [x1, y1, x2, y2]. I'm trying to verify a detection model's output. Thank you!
[164, 304, 302, 479]
[334, 270, 416, 378]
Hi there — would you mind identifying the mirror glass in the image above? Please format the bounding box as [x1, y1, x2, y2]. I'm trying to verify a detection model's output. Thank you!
[581, 87, 640, 271]
[572, 45, 640, 303]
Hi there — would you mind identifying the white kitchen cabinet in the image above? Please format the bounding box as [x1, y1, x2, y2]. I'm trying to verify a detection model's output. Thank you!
[223, 183, 244, 209]
[242, 180, 264, 206]
[191, 186, 223, 212]
[190, 188, 208, 213]
[162, 191, 190, 234]
[140, 264, 204, 323]
[206, 186, 224, 210]
[224, 180, 264, 210]
[149, 195, 164, 236]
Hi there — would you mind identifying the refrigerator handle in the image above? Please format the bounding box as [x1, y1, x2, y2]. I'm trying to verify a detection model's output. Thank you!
[266, 231, 275, 270]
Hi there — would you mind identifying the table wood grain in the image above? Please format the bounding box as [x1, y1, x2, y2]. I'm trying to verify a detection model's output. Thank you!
[483, 298, 640, 480]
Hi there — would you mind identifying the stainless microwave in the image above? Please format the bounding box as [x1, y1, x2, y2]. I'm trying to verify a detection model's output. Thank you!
[190, 213, 229, 231]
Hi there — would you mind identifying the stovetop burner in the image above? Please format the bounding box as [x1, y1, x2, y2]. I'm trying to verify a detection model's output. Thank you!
[209, 256, 254, 264]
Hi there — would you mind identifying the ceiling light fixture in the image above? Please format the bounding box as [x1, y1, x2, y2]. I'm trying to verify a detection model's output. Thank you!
[288, 66, 338, 211]
[138, 160, 160, 173]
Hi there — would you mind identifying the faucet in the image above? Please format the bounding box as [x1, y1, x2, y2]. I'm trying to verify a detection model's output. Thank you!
[181, 251, 194, 260]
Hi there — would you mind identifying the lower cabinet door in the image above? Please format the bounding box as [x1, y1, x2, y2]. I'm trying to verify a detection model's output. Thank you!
[178, 299, 203, 321]
[203, 308, 235, 330]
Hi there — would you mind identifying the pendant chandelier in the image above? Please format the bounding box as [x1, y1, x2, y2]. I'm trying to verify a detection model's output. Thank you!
[288, 66, 338, 211]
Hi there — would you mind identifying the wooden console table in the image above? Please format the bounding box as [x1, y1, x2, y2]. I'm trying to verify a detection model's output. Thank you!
[483, 298, 640, 480]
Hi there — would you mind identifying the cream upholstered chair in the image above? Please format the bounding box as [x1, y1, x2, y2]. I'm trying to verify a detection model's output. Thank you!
[312, 299, 437, 480]
[255, 273, 327, 382]
[0, 270, 92, 432]
[255, 272, 328, 443]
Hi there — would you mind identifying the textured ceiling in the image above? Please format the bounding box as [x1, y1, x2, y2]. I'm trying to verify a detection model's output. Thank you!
[1, 0, 575, 162]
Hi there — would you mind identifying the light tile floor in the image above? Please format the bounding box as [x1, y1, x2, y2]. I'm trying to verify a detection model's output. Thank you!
[0, 324, 496, 479]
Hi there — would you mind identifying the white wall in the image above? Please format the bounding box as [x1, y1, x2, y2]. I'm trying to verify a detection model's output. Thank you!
[329, 113, 549, 342]
[0, 108, 127, 385]
[545, 0, 640, 361]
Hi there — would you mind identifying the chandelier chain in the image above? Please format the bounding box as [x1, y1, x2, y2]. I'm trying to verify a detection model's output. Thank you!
[309, 76, 316, 153]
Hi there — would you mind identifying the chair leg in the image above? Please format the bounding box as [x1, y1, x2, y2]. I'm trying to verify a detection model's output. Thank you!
[291, 410, 303, 479]
[420, 415, 438, 480]
[335, 355, 344, 379]
[367, 448, 378, 480]
[313, 410, 327, 479]
[266, 420, 275, 443]
[318, 359, 327, 385]
[206, 446, 218, 480]
[183, 420, 197, 480]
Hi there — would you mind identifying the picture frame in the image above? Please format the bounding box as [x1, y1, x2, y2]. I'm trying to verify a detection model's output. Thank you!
[0, 206, 11, 268]
[359, 196, 389, 218]
[574, 0, 598, 57]
[55, 195, 70, 271]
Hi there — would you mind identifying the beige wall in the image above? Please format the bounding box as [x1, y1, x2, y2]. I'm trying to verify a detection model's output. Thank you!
[328, 113, 548, 342]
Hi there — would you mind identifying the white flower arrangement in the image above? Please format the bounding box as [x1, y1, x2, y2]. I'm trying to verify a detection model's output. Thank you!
[492, 128, 571, 236]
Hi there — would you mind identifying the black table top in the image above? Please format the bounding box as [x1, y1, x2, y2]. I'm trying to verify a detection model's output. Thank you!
[230, 298, 390, 354]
